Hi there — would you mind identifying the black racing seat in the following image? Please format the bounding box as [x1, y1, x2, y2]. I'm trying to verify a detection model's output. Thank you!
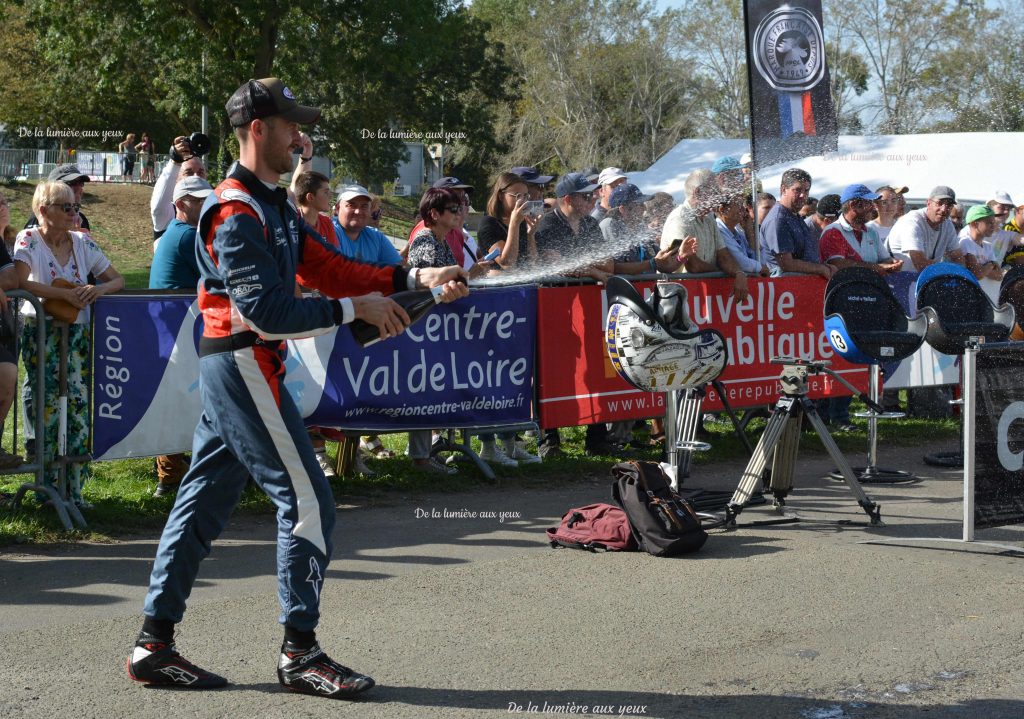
[999, 264, 1024, 341]
[915, 262, 1014, 355]
[823, 267, 925, 364]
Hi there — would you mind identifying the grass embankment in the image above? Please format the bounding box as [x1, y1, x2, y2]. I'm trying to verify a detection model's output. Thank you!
[0, 180, 960, 546]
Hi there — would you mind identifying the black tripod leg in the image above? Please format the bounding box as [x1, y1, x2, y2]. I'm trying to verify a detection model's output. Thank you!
[713, 379, 754, 456]
[801, 398, 883, 526]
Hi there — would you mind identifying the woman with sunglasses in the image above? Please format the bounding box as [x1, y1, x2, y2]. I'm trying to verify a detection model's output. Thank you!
[477, 172, 538, 271]
[469, 174, 543, 466]
[13, 181, 124, 507]
[404, 187, 470, 473]
[408, 188, 495, 274]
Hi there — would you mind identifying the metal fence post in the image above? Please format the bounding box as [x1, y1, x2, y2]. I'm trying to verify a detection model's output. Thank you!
[8, 293, 85, 529]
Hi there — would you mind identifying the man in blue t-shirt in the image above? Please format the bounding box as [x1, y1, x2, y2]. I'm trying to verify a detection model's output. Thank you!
[147, 175, 213, 496]
[332, 185, 403, 264]
[759, 168, 834, 280]
[149, 176, 213, 290]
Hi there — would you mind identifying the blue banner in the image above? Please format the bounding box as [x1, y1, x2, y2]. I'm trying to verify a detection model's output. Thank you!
[91, 287, 537, 460]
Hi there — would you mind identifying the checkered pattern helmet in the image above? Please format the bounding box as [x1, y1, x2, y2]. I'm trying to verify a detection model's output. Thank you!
[605, 277, 728, 392]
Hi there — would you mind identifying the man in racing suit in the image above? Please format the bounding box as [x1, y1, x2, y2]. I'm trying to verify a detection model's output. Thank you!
[126, 77, 468, 699]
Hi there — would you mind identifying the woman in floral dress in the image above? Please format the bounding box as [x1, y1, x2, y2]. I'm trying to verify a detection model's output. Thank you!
[14, 181, 124, 507]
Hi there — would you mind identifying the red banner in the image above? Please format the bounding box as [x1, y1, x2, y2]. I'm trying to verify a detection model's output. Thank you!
[536, 276, 868, 428]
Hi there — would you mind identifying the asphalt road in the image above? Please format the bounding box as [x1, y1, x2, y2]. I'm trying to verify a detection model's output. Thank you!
[2, 440, 1024, 719]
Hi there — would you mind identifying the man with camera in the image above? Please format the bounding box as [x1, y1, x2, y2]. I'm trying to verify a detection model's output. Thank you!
[150, 133, 210, 245]
[147, 175, 215, 495]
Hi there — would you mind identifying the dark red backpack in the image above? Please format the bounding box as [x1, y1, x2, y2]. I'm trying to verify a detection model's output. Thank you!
[546, 503, 638, 552]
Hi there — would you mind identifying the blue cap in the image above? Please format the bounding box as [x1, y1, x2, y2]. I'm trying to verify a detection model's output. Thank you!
[510, 166, 554, 185]
[711, 156, 746, 174]
[840, 184, 880, 204]
[609, 183, 652, 208]
[555, 172, 599, 198]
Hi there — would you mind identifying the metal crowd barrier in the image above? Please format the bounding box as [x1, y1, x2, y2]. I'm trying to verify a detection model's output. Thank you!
[4, 292, 88, 530]
[328, 272, 725, 479]
[0, 149, 62, 180]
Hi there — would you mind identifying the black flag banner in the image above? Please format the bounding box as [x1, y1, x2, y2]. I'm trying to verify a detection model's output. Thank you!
[974, 348, 1024, 529]
[743, 0, 838, 170]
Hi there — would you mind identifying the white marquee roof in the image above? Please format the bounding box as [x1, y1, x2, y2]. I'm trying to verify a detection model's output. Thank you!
[627, 133, 1024, 207]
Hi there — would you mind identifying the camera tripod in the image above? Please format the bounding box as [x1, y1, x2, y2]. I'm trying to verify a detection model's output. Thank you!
[724, 358, 883, 527]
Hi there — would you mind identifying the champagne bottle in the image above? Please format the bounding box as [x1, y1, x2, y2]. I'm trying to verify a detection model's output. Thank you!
[349, 285, 446, 347]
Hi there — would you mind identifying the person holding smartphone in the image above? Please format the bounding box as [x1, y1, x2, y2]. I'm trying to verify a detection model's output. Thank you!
[478, 172, 540, 269]
[473, 173, 543, 466]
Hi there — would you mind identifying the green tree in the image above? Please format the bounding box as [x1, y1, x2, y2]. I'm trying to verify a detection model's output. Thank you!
[831, 0, 986, 133]
[473, 0, 698, 175]
[1, 0, 508, 188]
[676, 0, 749, 138]
[919, 0, 1024, 132]
[295, 1, 513, 190]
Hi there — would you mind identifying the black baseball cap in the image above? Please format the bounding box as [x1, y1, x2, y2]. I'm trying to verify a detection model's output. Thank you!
[555, 172, 599, 198]
[226, 78, 321, 128]
[510, 166, 555, 185]
[432, 176, 474, 191]
[816, 194, 842, 218]
[49, 164, 89, 184]
[609, 183, 652, 208]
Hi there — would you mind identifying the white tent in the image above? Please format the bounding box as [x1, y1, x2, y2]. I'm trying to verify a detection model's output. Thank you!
[627, 133, 1024, 207]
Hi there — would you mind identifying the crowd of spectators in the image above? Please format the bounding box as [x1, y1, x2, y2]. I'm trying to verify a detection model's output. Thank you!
[5, 142, 1024, 507]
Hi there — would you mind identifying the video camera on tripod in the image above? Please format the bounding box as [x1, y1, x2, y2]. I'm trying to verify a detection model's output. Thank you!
[768, 357, 884, 415]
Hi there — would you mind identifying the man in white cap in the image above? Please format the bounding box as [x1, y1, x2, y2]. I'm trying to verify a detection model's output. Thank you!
[989, 190, 1015, 230]
[886, 185, 964, 271]
[591, 166, 627, 222]
[147, 175, 215, 496]
[148, 176, 214, 291]
[150, 137, 208, 244]
[333, 184, 402, 264]
[963, 192, 1020, 267]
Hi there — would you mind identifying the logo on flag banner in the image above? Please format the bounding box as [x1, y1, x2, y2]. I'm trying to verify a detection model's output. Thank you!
[91, 288, 537, 460]
[744, 0, 838, 168]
